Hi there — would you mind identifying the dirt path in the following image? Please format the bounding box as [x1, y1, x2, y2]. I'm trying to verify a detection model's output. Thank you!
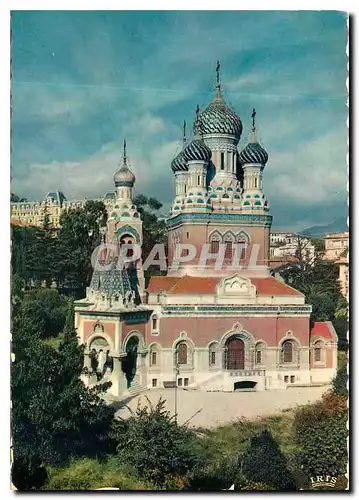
[113, 386, 328, 428]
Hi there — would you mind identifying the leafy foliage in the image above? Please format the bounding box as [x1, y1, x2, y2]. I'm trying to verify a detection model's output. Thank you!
[186, 458, 238, 491]
[293, 392, 348, 479]
[14, 288, 68, 339]
[133, 194, 167, 276]
[11, 300, 115, 490]
[111, 397, 199, 488]
[235, 476, 277, 490]
[11, 200, 108, 298]
[332, 362, 348, 398]
[44, 457, 156, 491]
[280, 257, 347, 346]
[240, 429, 296, 490]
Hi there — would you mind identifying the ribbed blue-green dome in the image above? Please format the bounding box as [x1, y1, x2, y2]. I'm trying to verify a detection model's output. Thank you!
[183, 139, 212, 163]
[238, 141, 268, 166]
[171, 150, 188, 172]
[198, 86, 242, 142]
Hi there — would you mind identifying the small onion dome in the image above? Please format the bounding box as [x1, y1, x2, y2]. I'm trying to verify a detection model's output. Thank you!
[171, 150, 188, 172]
[183, 139, 212, 163]
[114, 166, 136, 187]
[238, 141, 268, 166]
[198, 86, 242, 142]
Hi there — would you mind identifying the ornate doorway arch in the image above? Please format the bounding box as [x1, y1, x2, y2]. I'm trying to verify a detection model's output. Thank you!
[122, 336, 139, 388]
[225, 337, 245, 370]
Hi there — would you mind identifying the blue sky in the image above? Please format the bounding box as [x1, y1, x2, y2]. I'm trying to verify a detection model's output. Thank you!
[11, 10, 347, 230]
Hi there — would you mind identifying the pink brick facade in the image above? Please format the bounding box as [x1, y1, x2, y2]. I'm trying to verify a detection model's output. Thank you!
[149, 315, 310, 348]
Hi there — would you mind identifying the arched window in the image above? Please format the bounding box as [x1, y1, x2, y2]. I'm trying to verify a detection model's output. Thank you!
[236, 231, 250, 262]
[255, 342, 265, 364]
[224, 233, 234, 260]
[177, 342, 188, 365]
[281, 340, 297, 363]
[210, 239, 220, 254]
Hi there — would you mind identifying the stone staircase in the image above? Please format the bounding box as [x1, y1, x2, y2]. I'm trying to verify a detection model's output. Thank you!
[126, 380, 148, 397]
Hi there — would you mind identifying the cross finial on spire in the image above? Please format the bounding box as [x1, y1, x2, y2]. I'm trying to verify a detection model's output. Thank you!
[251, 108, 256, 130]
[250, 109, 257, 143]
[182, 120, 187, 149]
[216, 60, 220, 86]
[123, 139, 127, 164]
[194, 106, 202, 138]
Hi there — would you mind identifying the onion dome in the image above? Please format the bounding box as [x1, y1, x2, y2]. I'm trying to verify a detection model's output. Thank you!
[171, 120, 189, 173]
[238, 109, 268, 166]
[183, 109, 212, 163]
[183, 139, 212, 162]
[114, 140, 136, 187]
[194, 62, 242, 142]
[238, 142, 268, 166]
[114, 166, 135, 187]
[171, 150, 188, 172]
[198, 86, 242, 140]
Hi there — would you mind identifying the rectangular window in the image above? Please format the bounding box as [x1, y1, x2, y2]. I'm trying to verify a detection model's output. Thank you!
[254, 178, 258, 188]
[220, 152, 225, 170]
[151, 352, 157, 365]
[256, 350, 262, 364]
[152, 317, 157, 330]
[290, 375, 295, 384]
[178, 378, 182, 386]
[197, 176, 201, 185]
[284, 375, 289, 383]
[233, 152, 236, 172]
[210, 351, 216, 365]
[152, 378, 157, 388]
[184, 378, 189, 387]
[314, 348, 321, 362]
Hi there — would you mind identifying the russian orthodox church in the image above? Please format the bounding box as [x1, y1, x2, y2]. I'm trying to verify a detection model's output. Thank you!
[74, 65, 337, 397]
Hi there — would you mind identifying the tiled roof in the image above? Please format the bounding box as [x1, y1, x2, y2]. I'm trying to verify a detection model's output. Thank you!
[147, 275, 303, 296]
[89, 261, 132, 299]
[10, 218, 37, 228]
[310, 321, 337, 340]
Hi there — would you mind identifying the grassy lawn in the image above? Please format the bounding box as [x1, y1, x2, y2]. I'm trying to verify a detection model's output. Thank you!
[193, 408, 297, 464]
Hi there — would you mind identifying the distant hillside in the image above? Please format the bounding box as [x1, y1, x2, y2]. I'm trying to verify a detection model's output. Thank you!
[299, 217, 348, 238]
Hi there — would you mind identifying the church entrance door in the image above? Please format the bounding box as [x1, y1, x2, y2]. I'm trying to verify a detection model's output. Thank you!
[226, 337, 245, 370]
[123, 337, 139, 388]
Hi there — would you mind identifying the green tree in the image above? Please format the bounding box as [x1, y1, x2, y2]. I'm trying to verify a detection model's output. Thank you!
[280, 258, 342, 331]
[294, 392, 348, 480]
[332, 363, 348, 398]
[239, 429, 296, 490]
[112, 397, 198, 488]
[133, 195, 167, 277]
[11, 301, 115, 490]
[56, 200, 107, 296]
[17, 289, 68, 339]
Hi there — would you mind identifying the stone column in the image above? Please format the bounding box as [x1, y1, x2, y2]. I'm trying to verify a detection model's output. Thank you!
[137, 349, 149, 387]
[110, 353, 127, 397]
[81, 350, 93, 387]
